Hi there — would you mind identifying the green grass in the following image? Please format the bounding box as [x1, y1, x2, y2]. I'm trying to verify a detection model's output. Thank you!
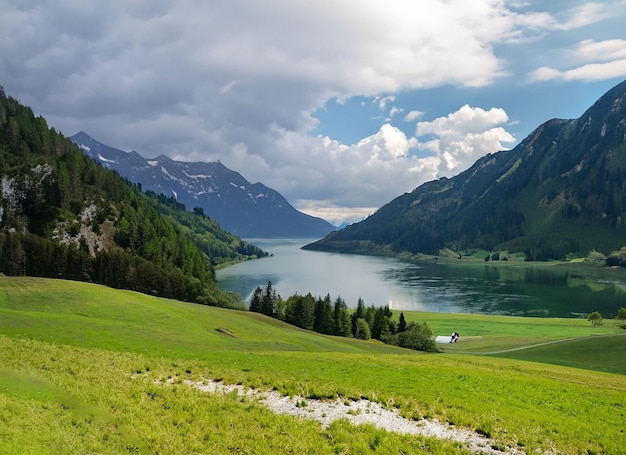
[399, 307, 626, 374]
[491, 334, 626, 374]
[1, 277, 625, 454]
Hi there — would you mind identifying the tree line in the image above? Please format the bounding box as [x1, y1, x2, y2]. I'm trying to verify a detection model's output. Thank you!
[249, 281, 437, 352]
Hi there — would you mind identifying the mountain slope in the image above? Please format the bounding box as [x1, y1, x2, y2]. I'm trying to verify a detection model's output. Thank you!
[0, 85, 263, 305]
[71, 132, 335, 238]
[305, 80, 626, 260]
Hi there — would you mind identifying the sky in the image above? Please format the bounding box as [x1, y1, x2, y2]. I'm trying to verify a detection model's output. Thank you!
[1, 1, 626, 226]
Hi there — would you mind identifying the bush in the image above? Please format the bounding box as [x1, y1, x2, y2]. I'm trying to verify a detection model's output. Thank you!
[586, 250, 607, 264]
[606, 247, 626, 267]
[588, 311, 603, 326]
[397, 322, 437, 352]
[354, 318, 371, 340]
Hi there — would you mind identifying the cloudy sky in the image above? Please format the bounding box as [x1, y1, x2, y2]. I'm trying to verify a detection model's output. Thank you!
[2, 1, 626, 225]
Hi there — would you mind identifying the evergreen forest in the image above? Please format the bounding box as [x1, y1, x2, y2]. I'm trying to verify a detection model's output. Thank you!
[0, 86, 265, 306]
[249, 281, 436, 352]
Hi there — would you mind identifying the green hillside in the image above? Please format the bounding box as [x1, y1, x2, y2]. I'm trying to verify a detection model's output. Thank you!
[0, 86, 265, 306]
[1, 277, 624, 454]
[306, 80, 626, 261]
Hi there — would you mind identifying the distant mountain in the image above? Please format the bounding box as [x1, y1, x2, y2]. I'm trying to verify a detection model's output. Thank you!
[305, 80, 626, 261]
[71, 132, 335, 238]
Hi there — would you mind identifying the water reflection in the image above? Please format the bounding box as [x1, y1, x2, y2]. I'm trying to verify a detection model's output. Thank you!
[216, 239, 625, 318]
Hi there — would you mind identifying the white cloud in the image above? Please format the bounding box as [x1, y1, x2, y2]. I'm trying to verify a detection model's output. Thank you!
[530, 39, 626, 82]
[388, 106, 404, 118]
[227, 108, 514, 225]
[531, 60, 626, 82]
[415, 105, 515, 176]
[376, 95, 396, 111]
[577, 39, 626, 61]
[0, 1, 541, 136]
[416, 105, 510, 136]
[295, 201, 376, 226]
[404, 110, 424, 122]
[556, 2, 613, 30]
[219, 80, 240, 95]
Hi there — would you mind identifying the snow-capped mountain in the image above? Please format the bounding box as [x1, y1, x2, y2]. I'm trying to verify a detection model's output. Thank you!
[71, 131, 335, 238]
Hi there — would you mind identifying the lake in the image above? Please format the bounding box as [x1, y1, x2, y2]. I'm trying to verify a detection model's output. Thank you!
[216, 239, 626, 318]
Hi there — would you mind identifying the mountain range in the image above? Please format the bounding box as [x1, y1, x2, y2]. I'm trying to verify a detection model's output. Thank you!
[71, 132, 335, 239]
[305, 79, 626, 261]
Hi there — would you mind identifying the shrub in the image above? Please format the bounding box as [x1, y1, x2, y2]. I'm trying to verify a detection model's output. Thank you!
[354, 318, 371, 340]
[397, 322, 437, 352]
[588, 311, 603, 326]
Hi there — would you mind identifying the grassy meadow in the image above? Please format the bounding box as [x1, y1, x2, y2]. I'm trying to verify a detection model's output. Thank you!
[1, 276, 625, 454]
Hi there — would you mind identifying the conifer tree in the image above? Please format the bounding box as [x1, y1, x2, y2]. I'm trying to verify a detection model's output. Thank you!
[260, 281, 275, 316]
[398, 312, 407, 332]
[351, 297, 366, 336]
[249, 286, 263, 313]
[333, 296, 351, 337]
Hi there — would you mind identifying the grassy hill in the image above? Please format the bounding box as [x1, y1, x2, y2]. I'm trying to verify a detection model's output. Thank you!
[1, 277, 625, 454]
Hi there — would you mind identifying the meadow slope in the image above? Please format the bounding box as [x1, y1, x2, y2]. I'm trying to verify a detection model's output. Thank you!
[1, 277, 625, 454]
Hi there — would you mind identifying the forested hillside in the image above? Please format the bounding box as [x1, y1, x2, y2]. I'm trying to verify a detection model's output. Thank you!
[306, 80, 626, 261]
[0, 86, 265, 305]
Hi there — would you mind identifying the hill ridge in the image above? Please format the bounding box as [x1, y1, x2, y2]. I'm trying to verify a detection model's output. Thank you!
[305, 79, 626, 260]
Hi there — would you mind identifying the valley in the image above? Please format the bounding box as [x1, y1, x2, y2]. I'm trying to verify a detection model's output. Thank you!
[2, 59, 626, 455]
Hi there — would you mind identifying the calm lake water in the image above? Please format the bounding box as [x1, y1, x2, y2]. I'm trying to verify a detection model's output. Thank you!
[216, 239, 626, 318]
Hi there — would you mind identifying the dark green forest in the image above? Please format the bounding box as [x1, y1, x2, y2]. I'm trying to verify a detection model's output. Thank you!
[249, 281, 436, 352]
[0, 86, 265, 306]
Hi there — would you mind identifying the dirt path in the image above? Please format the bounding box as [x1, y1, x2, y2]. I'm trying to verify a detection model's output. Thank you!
[473, 332, 626, 355]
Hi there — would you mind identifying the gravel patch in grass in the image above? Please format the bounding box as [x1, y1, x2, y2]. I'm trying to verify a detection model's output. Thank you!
[174, 377, 524, 455]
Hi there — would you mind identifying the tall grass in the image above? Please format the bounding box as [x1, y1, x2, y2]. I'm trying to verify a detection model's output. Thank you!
[1, 277, 625, 454]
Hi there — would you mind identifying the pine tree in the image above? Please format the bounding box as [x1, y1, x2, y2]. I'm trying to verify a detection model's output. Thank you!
[371, 307, 389, 340]
[333, 297, 351, 337]
[351, 297, 366, 336]
[249, 286, 263, 313]
[260, 281, 276, 316]
[314, 294, 334, 335]
[398, 312, 407, 332]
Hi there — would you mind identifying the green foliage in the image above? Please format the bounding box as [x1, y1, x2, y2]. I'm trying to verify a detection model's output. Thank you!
[313, 294, 334, 335]
[396, 322, 437, 352]
[261, 281, 279, 317]
[249, 286, 263, 313]
[333, 297, 352, 337]
[398, 311, 407, 332]
[0, 87, 256, 307]
[587, 311, 603, 326]
[284, 293, 316, 330]
[147, 191, 267, 266]
[353, 318, 371, 340]
[259, 285, 435, 352]
[617, 307, 626, 320]
[606, 246, 626, 267]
